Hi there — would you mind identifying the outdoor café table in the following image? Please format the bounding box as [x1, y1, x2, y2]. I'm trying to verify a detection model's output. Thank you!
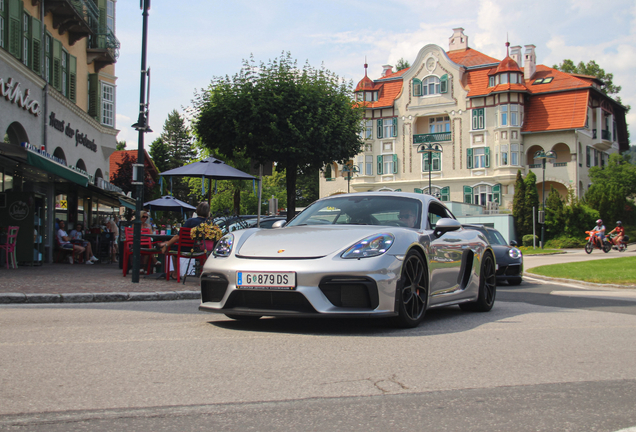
[140, 233, 175, 278]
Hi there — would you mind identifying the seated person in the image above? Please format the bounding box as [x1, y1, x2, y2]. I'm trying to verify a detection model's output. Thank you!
[398, 207, 418, 228]
[140, 211, 157, 273]
[608, 221, 625, 248]
[160, 202, 210, 280]
[107, 217, 120, 262]
[591, 219, 606, 247]
[57, 221, 98, 264]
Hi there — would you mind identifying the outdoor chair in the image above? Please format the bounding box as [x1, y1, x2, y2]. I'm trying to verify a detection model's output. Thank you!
[0, 226, 19, 269]
[122, 227, 159, 276]
[164, 227, 207, 283]
[97, 232, 115, 264]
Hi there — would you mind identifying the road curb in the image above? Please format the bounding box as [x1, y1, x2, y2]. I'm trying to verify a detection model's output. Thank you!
[524, 273, 636, 289]
[0, 290, 201, 304]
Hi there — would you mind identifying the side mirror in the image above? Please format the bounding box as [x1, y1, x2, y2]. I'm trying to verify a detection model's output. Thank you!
[434, 218, 462, 237]
[272, 220, 286, 229]
[510, 240, 518, 247]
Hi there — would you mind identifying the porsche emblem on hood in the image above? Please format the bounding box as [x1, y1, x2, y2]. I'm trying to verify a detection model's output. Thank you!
[277, 249, 285, 253]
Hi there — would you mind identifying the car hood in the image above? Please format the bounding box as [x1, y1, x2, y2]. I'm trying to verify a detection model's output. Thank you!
[236, 225, 398, 258]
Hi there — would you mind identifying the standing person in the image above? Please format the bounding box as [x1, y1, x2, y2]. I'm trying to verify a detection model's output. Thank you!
[590, 219, 606, 248]
[160, 202, 210, 279]
[107, 217, 120, 262]
[57, 221, 98, 264]
[608, 221, 625, 249]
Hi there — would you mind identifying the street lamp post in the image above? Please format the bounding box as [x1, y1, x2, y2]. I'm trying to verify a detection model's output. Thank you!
[417, 143, 443, 194]
[533, 149, 556, 249]
[341, 164, 359, 193]
[130, 0, 153, 283]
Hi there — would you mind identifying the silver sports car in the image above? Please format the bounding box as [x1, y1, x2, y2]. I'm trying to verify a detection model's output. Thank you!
[199, 192, 496, 328]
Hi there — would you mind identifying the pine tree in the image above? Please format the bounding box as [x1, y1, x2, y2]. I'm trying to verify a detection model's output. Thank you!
[545, 187, 565, 241]
[149, 137, 171, 174]
[523, 171, 539, 238]
[511, 170, 526, 240]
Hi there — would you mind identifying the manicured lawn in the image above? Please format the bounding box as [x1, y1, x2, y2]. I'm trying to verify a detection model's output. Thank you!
[527, 256, 636, 285]
[519, 247, 562, 256]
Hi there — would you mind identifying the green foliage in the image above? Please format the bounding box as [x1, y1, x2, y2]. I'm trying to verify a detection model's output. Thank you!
[522, 234, 538, 247]
[523, 171, 539, 236]
[544, 236, 587, 249]
[396, 58, 411, 71]
[562, 198, 600, 238]
[149, 137, 171, 174]
[545, 187, 565, 240]
[585, 153, 636, 224]
[193, 52, 364, 221]
[512, 170, 526, 240]
[116, 141, 127, 151]
[553, 59, 621, 96]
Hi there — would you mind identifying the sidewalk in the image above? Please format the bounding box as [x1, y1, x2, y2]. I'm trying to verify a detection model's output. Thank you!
[0, 261, 200, 304]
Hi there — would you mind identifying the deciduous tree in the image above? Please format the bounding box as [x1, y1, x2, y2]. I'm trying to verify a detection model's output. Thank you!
[511, 170, 526, 240]
[523, 171, 539, 237]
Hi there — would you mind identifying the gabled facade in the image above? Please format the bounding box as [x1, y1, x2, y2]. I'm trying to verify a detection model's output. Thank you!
[0, 0, 124, 264]
[320, 28, 629, 213]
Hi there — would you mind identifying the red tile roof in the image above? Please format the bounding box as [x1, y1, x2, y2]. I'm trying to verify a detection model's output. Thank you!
[109, 150, 159, 181]
[525, 65, 596, 94]
[522, 89, 589, 132]
[447, 48, 499, 68]
[491, 56, 521, 74]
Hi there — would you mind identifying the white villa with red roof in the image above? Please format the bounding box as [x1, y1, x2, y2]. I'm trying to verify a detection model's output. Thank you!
[319, 28, 629, 212]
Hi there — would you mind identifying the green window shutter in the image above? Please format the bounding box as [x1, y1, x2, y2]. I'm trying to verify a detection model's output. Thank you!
[413, 78, 422, 97]
[463, 186, 473, 204]
[88, 73, 100, 119]
[441, 186, 450, 201]
[377, 155, 383, 175]
[472, 109, 478, 130]
[377, 119, 383, 139]
[479, 108, 484, 129]
[485, 147, 490, 168]
[68, 55, 77, 102]
[392, 117, 397, 137]
[7, 0, 21, 58]
[440, 74, 448, 93]
[392, 154, 398, 174]
[493, 184, 501, 204]
[467, 148, 473, 169]
[30, 16, 41, 74]
[52, 38, 62, 91]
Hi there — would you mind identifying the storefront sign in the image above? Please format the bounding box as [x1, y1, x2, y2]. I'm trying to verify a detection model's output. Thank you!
[0, 76, 41, 116]
[9, 201, 29, 221]
[48, 112, 98, 152]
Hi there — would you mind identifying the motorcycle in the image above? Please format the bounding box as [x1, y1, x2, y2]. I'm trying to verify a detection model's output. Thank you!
[608, 233, 630, 252]
[584, 231, 612, 254]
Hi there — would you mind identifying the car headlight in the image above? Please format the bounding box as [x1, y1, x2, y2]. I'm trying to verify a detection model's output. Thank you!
[509, 248, 522, 259]
[213, 234, 234, 257]
[341, 233, 394, 259]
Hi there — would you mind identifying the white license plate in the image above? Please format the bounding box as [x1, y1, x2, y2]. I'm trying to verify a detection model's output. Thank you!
[236, 271, 296, 290]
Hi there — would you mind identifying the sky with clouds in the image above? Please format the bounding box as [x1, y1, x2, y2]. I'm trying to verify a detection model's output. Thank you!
[114, 0, 636, 149]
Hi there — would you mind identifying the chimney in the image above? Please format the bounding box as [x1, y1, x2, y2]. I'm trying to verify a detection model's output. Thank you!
[524, 45, 536, 80]
[510, 45, 522, 67]
[449, 28, 469, 51]
[381, 65, 393, 77]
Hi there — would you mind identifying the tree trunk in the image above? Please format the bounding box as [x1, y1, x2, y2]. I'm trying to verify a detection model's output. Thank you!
[286, 164, 297, 222]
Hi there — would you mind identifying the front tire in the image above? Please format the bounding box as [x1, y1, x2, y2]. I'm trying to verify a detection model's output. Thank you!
[603, 241, 612, 253]
[393, 250, 428, 328]
[460, 251, 496, 312]
[585, 242, 593, 254]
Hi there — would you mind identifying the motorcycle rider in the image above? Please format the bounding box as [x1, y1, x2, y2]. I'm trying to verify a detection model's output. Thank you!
[590, 219, 606, 248]
[608, 221, 625, 249]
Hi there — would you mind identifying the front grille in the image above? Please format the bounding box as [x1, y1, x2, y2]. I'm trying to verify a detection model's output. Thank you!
[503, 265, 521, 276]
[319, 277, 379, 309]
[224, 290, 316, 313]
[201, 274, 229, 303]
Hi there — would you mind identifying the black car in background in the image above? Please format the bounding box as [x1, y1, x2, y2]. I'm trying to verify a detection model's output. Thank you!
[463, 224, 523, 285]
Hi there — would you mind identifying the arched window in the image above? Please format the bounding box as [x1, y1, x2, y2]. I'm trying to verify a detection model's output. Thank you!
[53, 147, 67, 165]
[464, 184, 501, 205]
[6, 122, 29, 145]
[75, 159, 87, 173]
[422, 76, 440, 96]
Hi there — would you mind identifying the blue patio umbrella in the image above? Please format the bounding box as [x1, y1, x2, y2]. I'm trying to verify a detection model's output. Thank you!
[144, 195, 196, 215]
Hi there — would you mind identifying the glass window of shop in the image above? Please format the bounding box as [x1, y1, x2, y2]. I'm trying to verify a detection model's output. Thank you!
[1, 170, 14, 192]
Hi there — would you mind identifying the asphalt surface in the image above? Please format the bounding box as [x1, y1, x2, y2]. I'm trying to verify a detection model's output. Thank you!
[0, 244, 634, 304]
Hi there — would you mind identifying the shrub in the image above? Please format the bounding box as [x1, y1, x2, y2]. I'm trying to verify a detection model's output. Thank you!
[522, 234, 538, 247]
[545, 236, 587, 249]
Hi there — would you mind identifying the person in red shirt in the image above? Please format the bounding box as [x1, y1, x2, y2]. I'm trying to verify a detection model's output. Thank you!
[608, 221, 625, 249]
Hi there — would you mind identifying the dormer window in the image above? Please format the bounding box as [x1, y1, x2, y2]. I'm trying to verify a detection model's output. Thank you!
[500, 73, 508, 84]
[365, 91, 378, 102]
[489, 76, 495, 87]
[533, 77, 553, 85]
[413, 75, 448, 96]
[510, 73, 519, 84]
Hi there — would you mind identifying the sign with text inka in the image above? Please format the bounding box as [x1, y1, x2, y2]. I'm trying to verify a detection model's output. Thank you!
[48, 112, 98, 152]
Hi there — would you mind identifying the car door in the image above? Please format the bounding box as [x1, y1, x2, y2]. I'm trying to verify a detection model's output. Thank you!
[426, 202, 465, 296]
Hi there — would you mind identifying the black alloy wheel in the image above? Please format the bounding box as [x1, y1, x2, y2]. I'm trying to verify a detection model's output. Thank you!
[460, 251, 496, 312]
[393, 250, 428, 328]
[585, 242, 594, 254]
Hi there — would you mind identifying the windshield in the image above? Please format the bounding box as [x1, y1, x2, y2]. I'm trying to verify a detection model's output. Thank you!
[481, 229, 507, 246]
[287, 195, 422, 229]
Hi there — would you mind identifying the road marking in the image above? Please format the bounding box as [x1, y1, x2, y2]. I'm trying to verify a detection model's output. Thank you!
[550, 291, 636, 302]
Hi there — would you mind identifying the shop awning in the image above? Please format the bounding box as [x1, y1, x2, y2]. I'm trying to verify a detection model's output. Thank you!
[26, 151, 89, 187]
[119, 197, 136, 210]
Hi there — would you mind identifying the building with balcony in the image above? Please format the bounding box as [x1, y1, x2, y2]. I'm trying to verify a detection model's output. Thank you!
[0, 0, 127, 264]
[320, 28, 630, 214]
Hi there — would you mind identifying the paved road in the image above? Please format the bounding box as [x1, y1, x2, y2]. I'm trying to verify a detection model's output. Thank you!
[2, 278, 636, 431]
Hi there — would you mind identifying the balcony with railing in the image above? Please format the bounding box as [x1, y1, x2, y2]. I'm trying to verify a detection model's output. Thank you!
[45, 0, 98, 44]
[413, 131, 452, 144]
[87, 28, 121, 71]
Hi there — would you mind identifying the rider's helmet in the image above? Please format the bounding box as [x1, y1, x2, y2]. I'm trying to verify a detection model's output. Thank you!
[596, 219, 603, 225]
[617, 221, 622, 226]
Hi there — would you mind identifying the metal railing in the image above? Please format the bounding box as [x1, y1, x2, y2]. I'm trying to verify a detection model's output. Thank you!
[69, 0, 99, 26]
[413, 131, 451, 144]
[89, 28, 121, 59]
